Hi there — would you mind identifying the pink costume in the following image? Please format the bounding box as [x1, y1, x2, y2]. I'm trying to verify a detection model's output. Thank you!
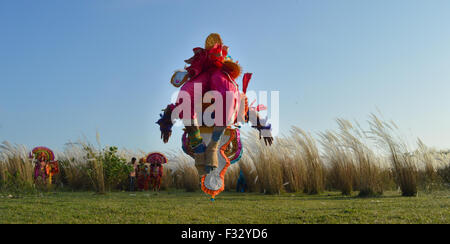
[176, 43, 241, 126]
[209, 68, 240, 126]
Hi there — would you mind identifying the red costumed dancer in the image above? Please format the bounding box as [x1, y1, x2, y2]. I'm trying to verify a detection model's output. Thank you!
[149, 163, 163, 191]
[146, 152, 168, 191]
[34, 152, 48, 184]
[30, 147, 59, 185]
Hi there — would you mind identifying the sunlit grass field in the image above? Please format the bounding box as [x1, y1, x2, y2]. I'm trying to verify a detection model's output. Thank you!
[1, 190, 448, 224]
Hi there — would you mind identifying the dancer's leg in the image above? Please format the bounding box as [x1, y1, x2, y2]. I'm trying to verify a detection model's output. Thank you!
[205, 126, 226, 171]
[185, 122, 207, 175]
[157, 177, 161, 191]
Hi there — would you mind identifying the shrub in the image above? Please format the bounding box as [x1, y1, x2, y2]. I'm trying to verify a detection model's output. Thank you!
[437, 164, 450, 184]
[101, 146, 133, 191]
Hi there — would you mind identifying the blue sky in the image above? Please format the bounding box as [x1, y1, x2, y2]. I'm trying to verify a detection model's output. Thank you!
[1, 0, 450, 152]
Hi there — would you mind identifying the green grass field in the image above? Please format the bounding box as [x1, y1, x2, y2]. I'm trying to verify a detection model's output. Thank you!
[1, 190, 448, 224]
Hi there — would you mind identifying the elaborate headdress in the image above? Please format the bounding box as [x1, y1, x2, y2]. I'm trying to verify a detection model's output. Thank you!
[146, 152, 168, 165]
[30, 146, 55, 162]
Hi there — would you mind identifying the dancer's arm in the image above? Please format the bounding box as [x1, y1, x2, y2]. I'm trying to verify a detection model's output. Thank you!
[156, 104, 176, 143]
[247, 109, 273, 146]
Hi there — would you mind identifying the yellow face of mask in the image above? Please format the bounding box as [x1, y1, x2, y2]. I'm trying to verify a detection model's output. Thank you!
[205, 33, 223, 50]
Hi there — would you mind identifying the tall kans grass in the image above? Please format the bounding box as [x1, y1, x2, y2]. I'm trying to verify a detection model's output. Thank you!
[320, 119, 385, 196]
[0, 142, 34, 192]
[369, 114, 418, 196]
[290, 127, 325, 194]
[1, 115, 449, 195]
[320, 130, 355, 195]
